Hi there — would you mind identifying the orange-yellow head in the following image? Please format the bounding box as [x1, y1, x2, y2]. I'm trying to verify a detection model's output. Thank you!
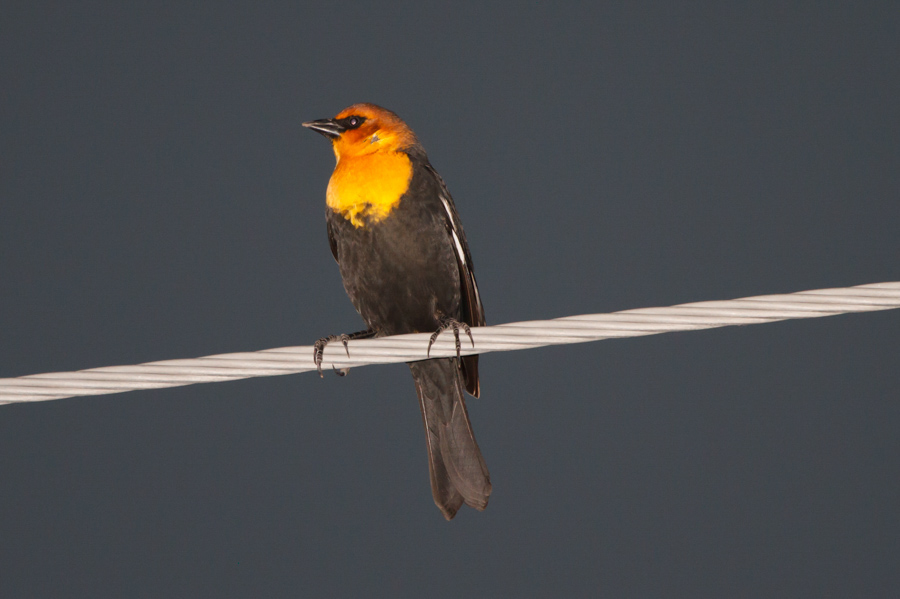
[302, 103, 419, 160]
[303, 104, 420, 227]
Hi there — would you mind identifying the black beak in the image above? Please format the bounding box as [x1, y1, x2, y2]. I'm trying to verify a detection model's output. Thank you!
[302, 118, 345, 140]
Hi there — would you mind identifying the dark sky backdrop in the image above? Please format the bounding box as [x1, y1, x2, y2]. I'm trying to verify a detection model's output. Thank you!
[1, 3, 899, 597]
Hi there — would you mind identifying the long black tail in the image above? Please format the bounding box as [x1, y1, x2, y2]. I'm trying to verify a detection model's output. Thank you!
[409, 358, 491, 519]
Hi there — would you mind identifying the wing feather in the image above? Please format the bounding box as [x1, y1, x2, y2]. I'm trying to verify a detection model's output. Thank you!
[424, 163, 485, 397]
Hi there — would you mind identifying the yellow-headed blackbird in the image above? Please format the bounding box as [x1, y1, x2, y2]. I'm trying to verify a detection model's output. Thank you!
[303, 104, 490, 519]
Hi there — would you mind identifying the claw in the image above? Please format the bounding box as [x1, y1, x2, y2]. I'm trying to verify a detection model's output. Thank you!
[427, 317, 475, 359]
[312, 329, 376, 378]
[313, 334, 351, 378]
[312, 338, 327, 378]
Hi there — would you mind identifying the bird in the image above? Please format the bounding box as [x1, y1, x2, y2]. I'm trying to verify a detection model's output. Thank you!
[302, 103, 491, 519]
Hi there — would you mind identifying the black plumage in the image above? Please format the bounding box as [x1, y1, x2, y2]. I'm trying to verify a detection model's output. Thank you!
[306, 104, 490, 519]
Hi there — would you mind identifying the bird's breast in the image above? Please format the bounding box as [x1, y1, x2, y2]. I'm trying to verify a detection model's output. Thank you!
[326, 151, 413, 228]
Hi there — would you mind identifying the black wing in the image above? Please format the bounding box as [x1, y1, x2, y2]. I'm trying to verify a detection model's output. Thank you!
[326, 213, 339, 263]
[424, 162, 485, 397]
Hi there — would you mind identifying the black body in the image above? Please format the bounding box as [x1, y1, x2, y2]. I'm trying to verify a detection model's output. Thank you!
[325, 147, 490, 519]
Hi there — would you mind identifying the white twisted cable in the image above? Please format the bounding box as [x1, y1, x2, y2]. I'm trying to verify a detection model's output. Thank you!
[2, 281, 898, 405]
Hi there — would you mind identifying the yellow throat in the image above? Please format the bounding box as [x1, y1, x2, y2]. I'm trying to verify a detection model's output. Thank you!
[326, 151, 413, 228]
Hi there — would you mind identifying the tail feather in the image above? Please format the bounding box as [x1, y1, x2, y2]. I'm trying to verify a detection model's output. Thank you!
[410, 359, 491, 519]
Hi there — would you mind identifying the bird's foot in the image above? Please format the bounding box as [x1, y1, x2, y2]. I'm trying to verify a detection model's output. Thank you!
[313, 329, 376, 377]
[427, 317, 474, 359]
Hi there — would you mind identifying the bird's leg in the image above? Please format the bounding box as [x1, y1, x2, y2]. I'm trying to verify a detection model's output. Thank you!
[313, 329, 376, 377]
[427, 317, 474, 359]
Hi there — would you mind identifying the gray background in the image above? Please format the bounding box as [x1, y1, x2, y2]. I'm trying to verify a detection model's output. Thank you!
[2, 3, 898, 597]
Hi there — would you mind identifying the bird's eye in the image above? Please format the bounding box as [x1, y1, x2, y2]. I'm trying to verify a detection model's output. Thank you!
[337, 115, 366, 130]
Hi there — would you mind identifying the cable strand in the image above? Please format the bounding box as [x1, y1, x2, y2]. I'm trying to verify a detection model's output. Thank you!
[2, 281, 898, 404]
